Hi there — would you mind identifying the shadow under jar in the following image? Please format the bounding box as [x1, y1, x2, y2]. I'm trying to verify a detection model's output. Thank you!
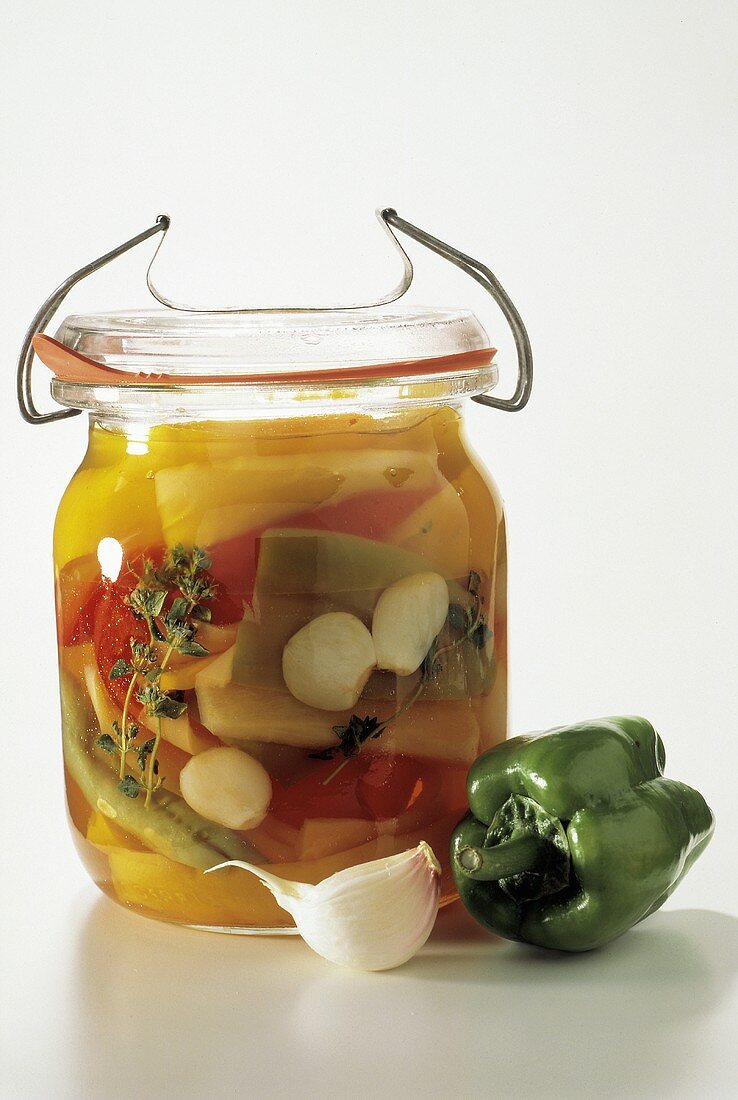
[51, 308, 508, 931]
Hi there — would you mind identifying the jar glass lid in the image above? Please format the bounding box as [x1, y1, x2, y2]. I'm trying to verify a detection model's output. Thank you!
[53, 306, 491, 377]
[45, 306, 498, 419]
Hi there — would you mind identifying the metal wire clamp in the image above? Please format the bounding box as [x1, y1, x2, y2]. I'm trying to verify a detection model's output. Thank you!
[17, 208, 532, 424]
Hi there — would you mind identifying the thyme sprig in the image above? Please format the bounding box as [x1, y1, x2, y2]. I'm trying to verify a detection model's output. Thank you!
[95, 544, 215, 807]
[312, 570, 492, 783]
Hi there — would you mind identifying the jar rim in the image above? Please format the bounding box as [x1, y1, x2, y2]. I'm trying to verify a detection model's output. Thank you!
[50, 357, 498, 421]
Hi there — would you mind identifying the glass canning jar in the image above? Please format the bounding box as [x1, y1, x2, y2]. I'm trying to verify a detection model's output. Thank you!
[18, 212, 531, 932]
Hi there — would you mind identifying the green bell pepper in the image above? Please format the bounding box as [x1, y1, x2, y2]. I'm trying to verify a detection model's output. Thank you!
[451, 716, 714, 951]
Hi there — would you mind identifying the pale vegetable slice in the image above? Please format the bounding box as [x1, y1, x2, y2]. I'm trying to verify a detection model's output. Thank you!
[232, 595, 316, 691]
[243, 816, 302, 862]
[297, 799, 455, 862]
[282, 612, 377, 711]
[107, 849, 295, 928]
[195, 649, 481, 763]
[162, 620, 239, 688]
[299, 819, 380, 861]
[87, 811, 147, 852]
[196, 659, 343, 749]
[60, 642, 94, 686]
[388, 483, 471, 578]
[155, 450, 441, 547]
[194, 620, 240, 652]
[160, 621, 239, 691]
[254, 529, 455, 614]
[159, 657, 220, 693]
[377, 702, 480, 763]
[372, 572, 450, 676]
[179, 747, 272, 830]
[138, 709, 214, 757]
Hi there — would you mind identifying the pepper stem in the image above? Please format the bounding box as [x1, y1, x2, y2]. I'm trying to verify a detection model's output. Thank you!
[456, 835, 545, 881]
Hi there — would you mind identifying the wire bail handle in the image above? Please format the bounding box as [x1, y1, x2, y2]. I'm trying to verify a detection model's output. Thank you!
[16, 208, 532, 424]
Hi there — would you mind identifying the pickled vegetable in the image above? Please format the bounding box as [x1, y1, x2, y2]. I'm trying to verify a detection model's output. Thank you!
[254, 528, 449, 612]
[155, 448, 443, 548]
[388, 482, 471, 578]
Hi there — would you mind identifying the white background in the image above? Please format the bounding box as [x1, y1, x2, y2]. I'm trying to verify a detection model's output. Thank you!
[1, 2, 736, 1098]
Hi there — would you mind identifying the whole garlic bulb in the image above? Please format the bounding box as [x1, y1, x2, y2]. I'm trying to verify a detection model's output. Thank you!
[207, 842, 441, 971]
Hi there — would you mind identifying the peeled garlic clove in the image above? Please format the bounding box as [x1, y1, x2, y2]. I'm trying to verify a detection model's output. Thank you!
[180, 746, 272, 830]
[282, 611, 376, 711]
[372, 572, 450, 676]
[207, 842, 441, 971]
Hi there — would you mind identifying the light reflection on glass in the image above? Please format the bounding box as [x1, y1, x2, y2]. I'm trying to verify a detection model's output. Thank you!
[97, 537, 123, 582]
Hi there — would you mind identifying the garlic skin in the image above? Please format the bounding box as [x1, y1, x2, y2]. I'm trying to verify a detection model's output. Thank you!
[207, 842, 441, 971]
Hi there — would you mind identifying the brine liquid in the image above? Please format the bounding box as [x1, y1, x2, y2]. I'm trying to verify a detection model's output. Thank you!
[55, 406, 507, 929]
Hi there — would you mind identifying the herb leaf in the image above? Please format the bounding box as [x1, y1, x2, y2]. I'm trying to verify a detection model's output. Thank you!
[309, 715, 382, 764]
[191, 546, 212, 572]
[109, 659, 134, 680]
[118, 775, 141, 799]
[177, 639, 209, 658]
[447, 603, 467, 632]
[134, 737, 156, 771]
[168, 596, 190, 622]
[471, 621, 493, 649]
[128, 587, 168, 620]
[137, 684, 188, 720]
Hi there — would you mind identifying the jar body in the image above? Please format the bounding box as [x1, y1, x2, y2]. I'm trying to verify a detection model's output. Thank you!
[54, 404, 507, 930]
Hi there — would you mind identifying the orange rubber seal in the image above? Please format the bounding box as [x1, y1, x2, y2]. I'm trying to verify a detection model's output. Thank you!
[33, 333, 496, 388]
